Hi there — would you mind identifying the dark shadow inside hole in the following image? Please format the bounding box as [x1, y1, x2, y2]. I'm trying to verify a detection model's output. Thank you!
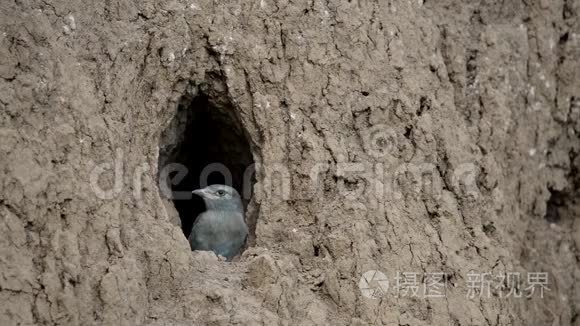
[545, 188, 568, 223]
[158, 88, 255, 242]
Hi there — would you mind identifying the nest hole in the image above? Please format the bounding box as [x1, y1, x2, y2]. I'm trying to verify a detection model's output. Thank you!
[158, 82, 257, 247]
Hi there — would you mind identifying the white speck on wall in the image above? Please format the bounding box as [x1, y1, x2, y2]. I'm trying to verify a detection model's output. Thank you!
[182, 47, 188, 55]
[292, 228, 297, 233]
[539, 74, 545, 81]
[561, 295, 568, 302]
[549, 39, 555, 50]
[528, 148, 536, 156]
[79, 138, 84, 144]
[324, 10, 329, 17]
[63, 25, 71, 34]
[66, 14, 76, 30]
[290, 113, 296, 120]
[168, 52, 175, 62]
[546, 81, 550, 88]
[189, 3, 198, 10]
[519, 24, 526, 30]
[529, 86, 535, 96]
[260, 0, 265, 8]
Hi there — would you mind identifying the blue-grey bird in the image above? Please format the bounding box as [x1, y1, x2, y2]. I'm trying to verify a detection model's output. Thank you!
[189, 184, 248, 261]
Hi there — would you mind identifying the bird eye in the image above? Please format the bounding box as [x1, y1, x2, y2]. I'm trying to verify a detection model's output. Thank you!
[216, 190, 226, 196]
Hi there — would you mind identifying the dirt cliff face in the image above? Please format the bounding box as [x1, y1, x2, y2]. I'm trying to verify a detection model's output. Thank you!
[1, 0, 579, 325]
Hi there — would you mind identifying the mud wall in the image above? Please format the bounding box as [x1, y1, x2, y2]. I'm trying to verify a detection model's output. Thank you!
[1, 0, 579, 325]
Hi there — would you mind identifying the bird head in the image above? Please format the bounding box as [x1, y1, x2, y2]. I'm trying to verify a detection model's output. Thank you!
[192, 184, 243, 211]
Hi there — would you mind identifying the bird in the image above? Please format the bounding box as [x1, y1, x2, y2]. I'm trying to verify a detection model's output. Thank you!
[188, 184, 248, 261]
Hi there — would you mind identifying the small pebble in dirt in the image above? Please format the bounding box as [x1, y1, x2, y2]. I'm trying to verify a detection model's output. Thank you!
[66, 14, 76, 30]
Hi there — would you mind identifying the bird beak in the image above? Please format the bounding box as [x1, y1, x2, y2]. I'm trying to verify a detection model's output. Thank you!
[192, 189, 206, 197]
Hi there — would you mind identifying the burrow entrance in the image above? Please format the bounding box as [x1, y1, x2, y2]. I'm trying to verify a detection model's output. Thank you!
[158, 78, 256, 246]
